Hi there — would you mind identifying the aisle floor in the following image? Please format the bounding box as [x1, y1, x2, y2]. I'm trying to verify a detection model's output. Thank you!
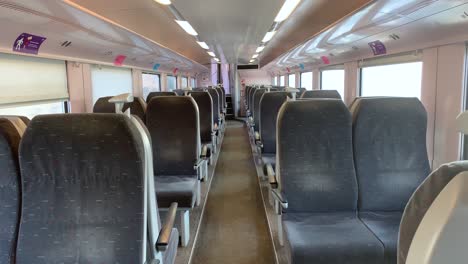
[191, 121, 275, 264]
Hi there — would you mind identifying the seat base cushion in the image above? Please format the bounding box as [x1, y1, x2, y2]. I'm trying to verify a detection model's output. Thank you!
[155, 176, 198, 208]
[360, 211, 402, 264]
[261, 153, 275, 166]
[283, 212, 384, 264]
[163, 228, 179, 264]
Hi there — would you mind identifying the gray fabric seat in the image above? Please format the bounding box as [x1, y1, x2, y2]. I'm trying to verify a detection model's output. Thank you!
[277, 99, 384, 264]
[155, 176, 198, 208]
[93, 96, 147, 120]
[252, 89, 266, 132]
[190, 91, 215, 152]
[207, 89, 221, 128]
[147, 91, 177, 102]
[248, 87, 257, 115]
[301, 90, 341, 99]
[352, 97, 430, 264]
[0, 117, 27, 264]
[17, 114, 169, 263]
[216, 87, 226, 113]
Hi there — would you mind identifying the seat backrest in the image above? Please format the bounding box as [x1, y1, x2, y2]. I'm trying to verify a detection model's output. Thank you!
[301, 90, 342, 99]
[146, 91, 177, 102]
[248, 87, 257, 111]
[259, 92, 289, 154]
[277, 99, 357, 213]
[190, 91, 213, 143]
[93, 96, 115, 113]
[93, 96, 147, 120]
[146, 96, 200, 176]
[253, 89, 266, 131]
[398, 161, 468, 264]
[0, 117, 26, 264]
[18, 114, 146, 263]
[206, 89, 220, 126]
[297, 88, 306, 97]
[216, 87, 225, 111]
[352, 97, 430, 212]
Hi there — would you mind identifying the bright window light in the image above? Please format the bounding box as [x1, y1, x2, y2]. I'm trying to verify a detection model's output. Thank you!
[197, 41, 209, 50]
[321, 69, 345, 99]
[155, 0, 171, 5]
[288, 74, 296, 88]
[274, 0, 301, 22]
[262, 31, 276, 43]
[0, 101, 65, 119]
[256, 46, 265, 53]
[300, 72, 313, 90]
[280, 76, 285, 86]
[175, 20, 198, 36]
[252, 54, 259, 59]
[208, 51, 216, 57]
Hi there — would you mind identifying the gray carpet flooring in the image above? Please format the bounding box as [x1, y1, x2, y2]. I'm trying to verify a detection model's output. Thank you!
[191, 120, 275, 264]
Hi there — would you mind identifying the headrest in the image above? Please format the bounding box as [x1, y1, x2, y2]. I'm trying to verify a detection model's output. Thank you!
[301, 90, 341, 99]
[146, 92, 177, 103]
[0, 116, 28, 156]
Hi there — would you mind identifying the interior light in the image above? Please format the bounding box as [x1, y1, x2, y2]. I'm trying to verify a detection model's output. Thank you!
[249, 59, 255, 63]
[197, 41, 210, 50]
[155, 0, 172, 5]
[274, 0, 301, 22]
[256, 46, 265, 53]
[175, 20, 198, 36]
[214, 58, 220, 63]
[252, 54, 259, 59]
[208, 51, 216, 57]
[262, 31, 276, 43]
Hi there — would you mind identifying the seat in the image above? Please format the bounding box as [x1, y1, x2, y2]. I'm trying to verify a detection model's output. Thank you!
[0, 116, 27, 264]
[273, 99, 384, 263]
[247, 87, 257, 116]
[252, 89, 267, 133]
[173, 89, 186, 96]
[258, 92, 289, 167]
[352, 97, 430, 264]
[146, 96, 208, 246]
[206, 88, 221, 133]
[17, 114, 178, 264]
[147, 91, 177, 102]
[216, 87, 226, 114]
[93, 96, 147, 120]
[190, 91, 216, 156]
[301, 90, 342, 99]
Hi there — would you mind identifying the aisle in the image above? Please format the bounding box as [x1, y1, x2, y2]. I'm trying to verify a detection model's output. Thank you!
[191, 120, 275, 264]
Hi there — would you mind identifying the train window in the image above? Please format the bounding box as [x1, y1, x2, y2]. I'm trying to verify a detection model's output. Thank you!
[181, 76, 188, 89]
[167, 75, 177, 91]
[0, 101, 66, 119]
[300, 72, 313, 90]
[288, 74, 296, 88]
[191, 77, 196, 87]
[0, 53, 68, 106]
[361, 62, 423, 98]
[91, 65, 132, 104]
[280, 76, 285, 86]
[273, 77, 277, 86]
[142, 73, 161, 100]
[321, 69, 345, 99]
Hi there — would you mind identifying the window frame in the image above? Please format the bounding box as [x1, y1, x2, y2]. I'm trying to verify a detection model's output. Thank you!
[0, 99, 69, 119]
[142, 72, 161, 99]
[462, 45, 468, 159]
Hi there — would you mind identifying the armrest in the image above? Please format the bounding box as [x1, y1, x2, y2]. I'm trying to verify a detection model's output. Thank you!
[194, 158, 204, 170]
[254, 132, 263, 148]
[200, 144, 211, 159]
[156, 202, 178, 252]
[271, 189, 288, 210]
[264, 163, 278, 189]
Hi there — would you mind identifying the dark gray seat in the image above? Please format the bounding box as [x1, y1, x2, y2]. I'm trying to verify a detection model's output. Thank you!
[301, 90, 342, 99]
[190, 91, 215, 154]
[93, 96, 147, 120]
[147, 91, 177, 102]
[352, 97, 430, 264]
[252, 89, 267, 132]
[206, 89, 221, 129]
[275, 99, 384, 264]
[248, 87, 257, 115]
[259, 92, 289, 166]
[173, 89, 186, 96]
[216, 87, 226, 114]
[17, 114, 178, 264]
[0, 117, 26, 264]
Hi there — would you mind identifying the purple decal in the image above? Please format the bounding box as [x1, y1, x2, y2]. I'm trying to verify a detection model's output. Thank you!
[369, 40, 387, 56]
[13, 33, 46, 55]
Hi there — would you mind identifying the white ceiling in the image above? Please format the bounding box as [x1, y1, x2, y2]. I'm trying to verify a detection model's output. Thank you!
[172, 0, 284, 64]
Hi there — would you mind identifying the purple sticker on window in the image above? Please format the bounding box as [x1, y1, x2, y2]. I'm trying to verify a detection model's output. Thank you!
[369, 40, 387, 56]
[13, 33, 46, 55]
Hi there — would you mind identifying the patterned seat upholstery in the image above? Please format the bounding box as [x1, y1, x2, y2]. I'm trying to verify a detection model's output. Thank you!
[352, 97, 430, 264]
[277, 99, 384, 264]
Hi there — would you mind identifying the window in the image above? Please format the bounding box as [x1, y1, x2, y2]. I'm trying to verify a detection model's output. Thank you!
[288, 74, 296, 88]
[360, 62, 423, 98]
[91, 65, 132, 104]
[181, 77, 188, 89]
[280, 76, 285, 86]
[142, 73, 160, 100]
[0, 53, 68, 105]
[167, 75, 177, 91]
[300, 72, 313, 90]
[191, 77, 196, 88]
[321, 69, 345, 99]
[273, 77, 277, 85]
[0, 101, 66, 119]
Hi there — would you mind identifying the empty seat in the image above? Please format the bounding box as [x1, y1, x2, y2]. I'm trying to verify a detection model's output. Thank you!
[0, 116, 27, 263]
[352, 97, 430, 264]
[258, 92, 289, 166]
[190, 91, 216, 155]
[216, 87, 226, 114]
[274, 99, 384, 263]
[206, 88, 221, 130]
[301, 90, 342, 99]
[93, 96, 147, 120]
[17, 114, 178, 263]
[248, 87, 257, 115]
[252, 89, 267, 133]
[147, 91, 177, 102]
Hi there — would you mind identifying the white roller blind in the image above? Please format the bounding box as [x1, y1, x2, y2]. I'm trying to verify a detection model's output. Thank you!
[0, 53, 68, 105]
[91, 65, 132, 104]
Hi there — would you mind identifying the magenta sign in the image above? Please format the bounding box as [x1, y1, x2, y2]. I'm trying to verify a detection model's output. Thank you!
[369, 40, 387, 56]
[13, 33, 46, 55]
